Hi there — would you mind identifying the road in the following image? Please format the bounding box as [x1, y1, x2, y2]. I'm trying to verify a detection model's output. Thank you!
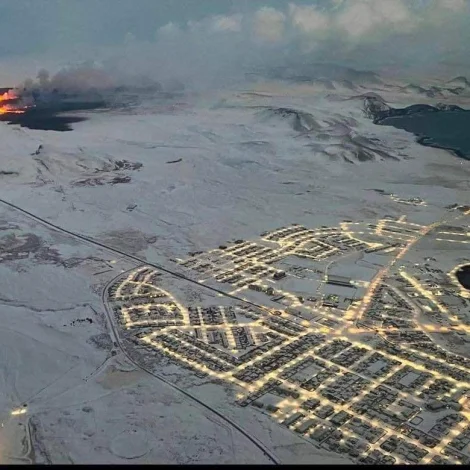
[0, 201, 280, 314]
[0, 198, 281, 465]
[347, 211, 466, 327]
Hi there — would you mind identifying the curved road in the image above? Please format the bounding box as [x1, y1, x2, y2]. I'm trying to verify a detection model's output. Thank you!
[101, 270, 280, 465]
[0, 198, 280, 465]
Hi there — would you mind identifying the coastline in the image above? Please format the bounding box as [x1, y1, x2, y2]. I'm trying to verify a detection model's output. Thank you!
[374, 113, 470, 162]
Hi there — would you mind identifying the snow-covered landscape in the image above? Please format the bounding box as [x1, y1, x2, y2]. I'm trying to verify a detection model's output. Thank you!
[1, 0, 470, 465]
[0, 68, 468, 464]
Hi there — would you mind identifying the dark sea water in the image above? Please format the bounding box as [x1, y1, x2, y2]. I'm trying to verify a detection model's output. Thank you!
[456, 265, 470, 290]
[379, 111, 470, 160]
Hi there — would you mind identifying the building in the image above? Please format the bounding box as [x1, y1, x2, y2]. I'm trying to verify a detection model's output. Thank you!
[273, 271, 287, 280]
[327, 275, 353, 288]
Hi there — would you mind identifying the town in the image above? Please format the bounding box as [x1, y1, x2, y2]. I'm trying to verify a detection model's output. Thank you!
[106, 207, 470, 465]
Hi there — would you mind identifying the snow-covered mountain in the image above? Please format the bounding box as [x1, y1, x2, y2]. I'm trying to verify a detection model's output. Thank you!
[267, 63, 382, 86]
[447, 76, 470, 88]
[257, 105, 399, 163]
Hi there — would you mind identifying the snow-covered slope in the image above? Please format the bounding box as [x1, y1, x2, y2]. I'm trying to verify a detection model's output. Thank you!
[0, 83, 468, 256]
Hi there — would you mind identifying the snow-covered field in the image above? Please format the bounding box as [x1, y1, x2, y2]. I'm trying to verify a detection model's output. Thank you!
[0, 77, 469, 464]
[1, 84, 469, 259]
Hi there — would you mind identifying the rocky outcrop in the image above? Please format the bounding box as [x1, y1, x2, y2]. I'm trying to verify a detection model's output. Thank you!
[363, 95, 465, 123]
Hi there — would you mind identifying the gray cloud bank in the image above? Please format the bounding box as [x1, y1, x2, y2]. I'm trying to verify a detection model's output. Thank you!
[2, 1, 470, 90]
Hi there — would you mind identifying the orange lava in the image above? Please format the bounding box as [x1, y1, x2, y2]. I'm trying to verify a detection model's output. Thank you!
[0, 104, 25, 115]
[0, 89, 25, 115]
[0, 89, 18, 102]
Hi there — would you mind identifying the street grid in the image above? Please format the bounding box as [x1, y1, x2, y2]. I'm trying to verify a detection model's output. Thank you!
[106, 204, 470, 465]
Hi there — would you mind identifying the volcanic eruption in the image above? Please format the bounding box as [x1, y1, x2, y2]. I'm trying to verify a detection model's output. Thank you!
[0, 64, 170, 131]
[0, 66, 117, 130]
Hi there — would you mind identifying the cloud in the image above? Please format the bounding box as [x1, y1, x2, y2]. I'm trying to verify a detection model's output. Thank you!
[145, 1, 470, 84]
[252, 7, 286, 43]
[288, 4, 330, 35]
[211, 14, 243, 33]
[439, 0, 466, 12]
[157, 22, 181, 38]
[335, 0, 414, 39]
[5, 1, 470, 90]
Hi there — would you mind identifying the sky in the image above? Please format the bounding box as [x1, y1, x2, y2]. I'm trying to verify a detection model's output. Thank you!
[0, 0, 323, 54]
[0, 0, 469, 85]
